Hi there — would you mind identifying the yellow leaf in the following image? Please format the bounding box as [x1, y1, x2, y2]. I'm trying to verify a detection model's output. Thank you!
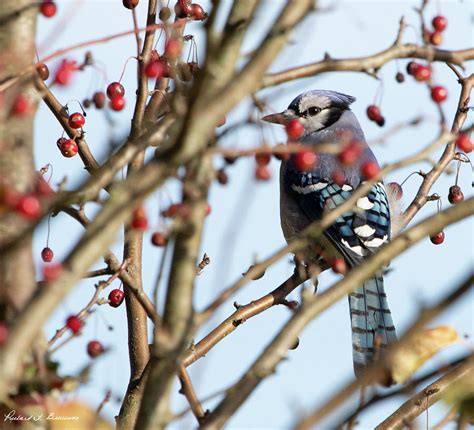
[391, 325, 459, 383]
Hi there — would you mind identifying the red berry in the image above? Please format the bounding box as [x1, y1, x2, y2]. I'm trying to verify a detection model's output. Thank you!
[406, 61, 419, 76]
[16, 194, 41, 220]
[448, 185, 464, 205]
[432, 15, 447, 32]
[162, 203, 190, 218]
[123, 0, 139, 9]
[191, 4, 207, 20]
[66, 315, 83, 334]
[106, 82, 125, 99]
[361, 161, 380, 179]
[11, 95, 31, 117]
[43, 263, 62, 282]
[54, 59, 77, 86]
[255, 151, 271, 166]
[40, 0, 57, 17]
[414, 65, 431, 82]
[57, 138, 78, 158]
[366, 105, 381, 121]
[165, 39, 181, 59]
[430, 231, 445, 245]
[387, 182, 403, 200]
[87, 340, 104, 358]
[93, 91, 106, 109]
[429, 31, 443, 46]
[285, 119, 304, 140]
[292, 150, 317, 172]
[108, 289, 125, 308]
[68, 112, 85, 129]
[110, 96, 125, 111]
[37, 63, 50, 81]
[41, 247, 54, 262]
[331, 258, 347, 274]
[338, 141, 362, 166]
[205, 203, 211, 216]
[0, 322, 8, 346]
[255, 165, 271, 181]
[431, 86, 448, 103]
[455, 134, 472, 153]
[151, 232, 167, 247]
[332, 170, 345, 187]
[144, 60, 166, 78]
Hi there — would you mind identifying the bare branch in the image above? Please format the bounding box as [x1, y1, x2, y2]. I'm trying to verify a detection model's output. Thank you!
[262, 46, 474, 88]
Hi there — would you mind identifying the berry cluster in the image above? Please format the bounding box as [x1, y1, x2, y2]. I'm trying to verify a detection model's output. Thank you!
[366, 105, 385, 127]
[427, 15, 448, 46]
[406, 61, 431, 82]
[174, 1, 208, 20]
[106, 82, 126, 111]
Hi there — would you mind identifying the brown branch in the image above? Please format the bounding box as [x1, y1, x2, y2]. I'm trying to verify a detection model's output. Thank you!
[262, 46, 474, 88]
[178, 364, 206, 423]
[375, 356, 474, 430]
[183, 271, 306, 368]
[135, 155, 213, 430]
[293, 271, 474, 430]
[84, 267, 111, 278]
[116, 3, 158, 428]
[199, 200, 474, 429]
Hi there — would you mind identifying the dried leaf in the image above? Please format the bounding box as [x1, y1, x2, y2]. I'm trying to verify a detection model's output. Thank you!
[391, 325, 459, 383]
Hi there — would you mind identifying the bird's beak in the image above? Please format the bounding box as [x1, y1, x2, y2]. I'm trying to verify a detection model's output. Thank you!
[261, 109, 293, 125]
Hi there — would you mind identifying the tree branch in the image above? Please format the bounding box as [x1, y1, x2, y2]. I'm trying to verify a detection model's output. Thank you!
[375, 356, 474, 430]
[262, 46, 474, 88]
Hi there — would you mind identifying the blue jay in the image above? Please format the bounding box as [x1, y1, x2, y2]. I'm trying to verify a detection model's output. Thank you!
[262, 90, 399, 378]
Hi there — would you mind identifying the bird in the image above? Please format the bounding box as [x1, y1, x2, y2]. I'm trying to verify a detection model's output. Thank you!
[262, 90, 400, 379]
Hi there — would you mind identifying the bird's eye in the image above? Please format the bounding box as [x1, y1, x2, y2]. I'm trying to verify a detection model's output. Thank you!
[307, 106, 321, 116]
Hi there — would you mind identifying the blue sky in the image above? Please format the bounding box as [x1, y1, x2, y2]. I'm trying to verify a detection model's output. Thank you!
[34, 1, 472, 428]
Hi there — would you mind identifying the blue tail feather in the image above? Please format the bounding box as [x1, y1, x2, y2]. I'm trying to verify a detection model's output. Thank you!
[348, 274, 397, 377]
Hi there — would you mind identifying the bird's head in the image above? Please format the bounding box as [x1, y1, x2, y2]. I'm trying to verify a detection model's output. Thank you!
[261, 90, 356, 135]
